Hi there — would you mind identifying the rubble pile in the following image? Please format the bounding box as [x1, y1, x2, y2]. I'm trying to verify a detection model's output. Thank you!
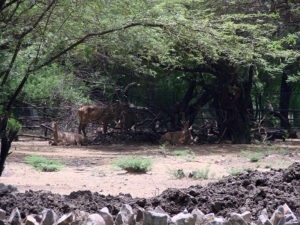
[1, 203, 299, 225]
[0, 162, 299, 225]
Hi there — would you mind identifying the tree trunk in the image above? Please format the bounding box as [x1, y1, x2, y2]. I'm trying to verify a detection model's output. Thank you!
[0, 116, 18, 176]
[279, 72, 292, 130]
[213, 65, 252, 144]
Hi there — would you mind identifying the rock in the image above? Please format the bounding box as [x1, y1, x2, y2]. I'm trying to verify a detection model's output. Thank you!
[136, 207, 144, 223]
[24, 215, 39, 225]
[171, 211, 196, 225]
[56, 212, 75, 225]
[0, 184, 17, 196]
[240, 211, 251, 223]
[154, 206, 167, 214]
[270, 207, 284, 225]
[115, 204, 135, 225]
[0, 209, 6, 220]
[100, 207, 110, 214]
[257, 209, 272, 225]
[99, 207, 114, 225]
[41, 209, 58, 225]
[282, 204, 298, 221]
[8, 208, 22, 225]
[203, 213, 215, 224]
[143, 210, 168, 225]
[74, 210, 90, 224]
[227, 213, 248, 225]
[86, 213, 106, 225]
[191, 208, 205, 225]
[285, 222, 300, 225]
[206, 217, 225, 225]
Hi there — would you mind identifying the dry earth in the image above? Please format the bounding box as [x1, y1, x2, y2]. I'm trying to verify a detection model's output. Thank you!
[1, 139, 300, 198]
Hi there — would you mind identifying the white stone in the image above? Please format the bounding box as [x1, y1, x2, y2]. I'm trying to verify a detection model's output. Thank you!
[0, 209, 6, 220]
[86, 213, 106, 225]
[270, 208, 284, 225]
[228, 213, 247, 225]
[241, 211, 251, 223]
[143, 210, 168, 225]
[42, 209, 58, 225]
[257, 214, 272, 225]
[192, 208, 205, 225]
[8, 208, 21, 225]
[171, 212, 196, 225]
[115, 204, 135, 225]
[56, 212, 75, 225]
[24, 215, 39, 225]
[99, 208, 114, 225]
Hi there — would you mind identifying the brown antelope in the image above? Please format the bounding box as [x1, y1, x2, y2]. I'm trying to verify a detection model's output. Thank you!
[160, 121, 193, 145]
[51, 121, 86, 146]
[77, 102, 127, 136]
[115, 108, 137, 132]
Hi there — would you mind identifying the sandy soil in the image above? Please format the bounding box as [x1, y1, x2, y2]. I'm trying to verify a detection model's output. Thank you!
[1, 139, 299, 198]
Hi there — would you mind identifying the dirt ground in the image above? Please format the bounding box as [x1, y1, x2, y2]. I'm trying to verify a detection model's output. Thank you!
[1, 138, 300, 198]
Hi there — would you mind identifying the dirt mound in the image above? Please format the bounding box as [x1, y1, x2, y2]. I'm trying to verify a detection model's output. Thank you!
[0, 162, 299, 220]
[151, 162, 300, 219]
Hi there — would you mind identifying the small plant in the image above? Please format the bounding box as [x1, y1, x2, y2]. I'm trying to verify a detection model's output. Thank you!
[241, 150, 264, 162]
[158, 144, 168, 156]
[228, 167, 247, 175]
[172, 149, 195, 161]
[189, 167, 210, 180]
[114, 156, 152, 173]
[170, 169, 186, 179]
[25, 155, 63, 172]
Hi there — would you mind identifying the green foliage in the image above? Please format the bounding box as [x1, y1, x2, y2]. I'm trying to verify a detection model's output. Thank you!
[170, 169, 186, 179]
[7, 118, 22, 133]
[172, 149, 192, 156]
[24, 155, 63, 172]
[189, 167, 210, 180]
[114, 156, 152, 173]
[228, 167, 248, 175]
[172, 149, 195, 161]
[241, 150, 264, 162]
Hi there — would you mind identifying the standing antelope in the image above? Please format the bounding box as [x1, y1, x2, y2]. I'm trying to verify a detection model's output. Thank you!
[160, 121, 193, 145]
[77, 102, 128, 136]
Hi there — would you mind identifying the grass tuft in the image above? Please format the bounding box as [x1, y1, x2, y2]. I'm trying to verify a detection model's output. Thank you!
[189, 167, 210, 179]
[241, 150, 264, 162]
[170, 169, 186, 179]
[24, 155, 63, 172]
[172, 149, 195, 161]
[114, 156, 152, 173]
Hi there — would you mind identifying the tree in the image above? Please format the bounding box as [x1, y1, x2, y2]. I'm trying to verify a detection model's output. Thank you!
[0, 0, 169, 175]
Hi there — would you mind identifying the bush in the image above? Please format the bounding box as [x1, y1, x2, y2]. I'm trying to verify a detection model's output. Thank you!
[24, 155, 63, 172]
[189, 167, 210, 180]
[241, 151, 264, 162]
[114, 156, 152, 173]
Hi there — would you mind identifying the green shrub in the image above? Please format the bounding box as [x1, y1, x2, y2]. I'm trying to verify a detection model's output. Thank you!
[114, 156, 152, 173]
[228, 167, 248, 175]
[172, 149, 195, 161]
[241, 150, 264, 162]
[189, 167, 210, 179]
[24, 155, 63, 172]
[170, 169, 186, 179]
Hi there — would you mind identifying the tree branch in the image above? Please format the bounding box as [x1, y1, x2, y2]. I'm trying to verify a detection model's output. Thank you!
[31, 21, 170, 72]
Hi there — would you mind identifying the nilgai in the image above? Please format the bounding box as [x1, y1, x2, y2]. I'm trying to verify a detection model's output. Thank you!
[77, 102, 128, 136]
[160, 121, 193, 145]
[51, 121, 86, 146]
